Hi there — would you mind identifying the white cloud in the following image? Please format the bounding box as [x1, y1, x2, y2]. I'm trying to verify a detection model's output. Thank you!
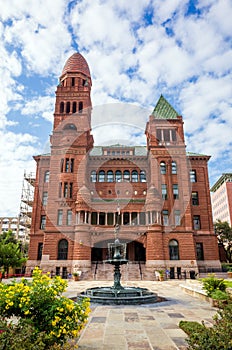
[21, 95, 54, 123]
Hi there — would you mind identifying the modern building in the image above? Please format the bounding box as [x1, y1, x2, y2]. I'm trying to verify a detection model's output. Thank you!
[0, 216, 28, 242]
[211, 173, 232, 225]
[26, 53, 221, 279]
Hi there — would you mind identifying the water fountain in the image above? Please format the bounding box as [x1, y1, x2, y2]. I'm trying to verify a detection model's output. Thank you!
[79, 209, 158, 305]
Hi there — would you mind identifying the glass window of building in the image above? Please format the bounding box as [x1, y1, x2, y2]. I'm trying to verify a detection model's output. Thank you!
[193, 215, 201, 230]
[160, 162, 166, 175]
[58, 239, 68, 260]
[169, 239, 179, 260]
[190, 170, 197, 182]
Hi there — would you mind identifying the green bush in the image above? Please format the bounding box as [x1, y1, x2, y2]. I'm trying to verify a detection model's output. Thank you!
[179, 302, 232, 350]
[210, 290, 229, 301]
[201, 274, 226, 297]
[0, 267, 90, 348]
[179, 320, 205, 336]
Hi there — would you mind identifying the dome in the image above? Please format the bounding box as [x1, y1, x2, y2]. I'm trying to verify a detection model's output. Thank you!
[61, 53, 91, 78]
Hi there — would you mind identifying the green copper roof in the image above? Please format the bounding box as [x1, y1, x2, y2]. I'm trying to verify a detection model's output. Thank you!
[152, 95, 179, 119]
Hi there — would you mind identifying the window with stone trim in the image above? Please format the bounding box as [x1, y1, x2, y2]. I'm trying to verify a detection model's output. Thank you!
[174, 210, 181, 226]
[162, 184, 168, 200]
[171, 161, 177, 174]
[196, 242, 204, 260]
[193, 215, 201, 230]
[173, 184, 179, 199]
[44, 171, 50, 182]
[192, 191, 199, 205]
[162, 210, 169, 226]
[58, 239, 68, 260]
[190, 170, 197, 182]
[42, 191, 48, 206]
[169, 239, 179, 260]
[40, 215, 46, 230]
[160, 162, 166, 175]
[67, 210, 72, 226]
[57, 210, 63, 226]
[37, 243, 43, 260]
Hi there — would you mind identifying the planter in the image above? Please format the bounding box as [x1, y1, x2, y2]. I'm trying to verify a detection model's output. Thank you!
[227, 271, 232, 278]
[73, 276, 79, 281]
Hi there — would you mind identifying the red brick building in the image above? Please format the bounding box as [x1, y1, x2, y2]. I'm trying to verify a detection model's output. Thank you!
[27, 53, 221, 279]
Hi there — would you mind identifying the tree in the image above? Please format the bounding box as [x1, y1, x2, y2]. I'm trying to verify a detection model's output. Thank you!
[0, 231, 27, 275]
[214, 220, 232, 263]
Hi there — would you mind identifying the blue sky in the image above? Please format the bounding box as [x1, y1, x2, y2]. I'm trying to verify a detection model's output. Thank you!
[0, 0, 232, 216]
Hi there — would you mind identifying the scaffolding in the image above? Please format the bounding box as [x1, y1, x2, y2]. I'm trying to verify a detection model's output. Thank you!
[19, 171, 35, 242]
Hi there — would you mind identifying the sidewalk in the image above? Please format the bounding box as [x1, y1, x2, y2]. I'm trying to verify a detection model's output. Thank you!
[64, 280, 217, 350]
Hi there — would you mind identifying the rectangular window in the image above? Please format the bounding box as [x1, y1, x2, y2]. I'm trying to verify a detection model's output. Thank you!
[161, 184, 168, 200]
[37, 243, 43, 260]
[156, 129, 162, 142]
[174, 210, 181, 226]
[59, 182, 62, 198]
[193, 215, 201, 230]
[64, 182, 68, 198]
[42, 191, 48, 206]
[107, 213, 114, 225]
[65, 158, 69, 172]
[190, 170, 197, 182]
[67, 210, 72, 226]
[57, 210, 63, 226]
[40, 215, 46, 230]
[162, 210, 169, 226]
[192, 192, 199, 205]
[99, 212, 105, 225]
[173, 184, 179, 199]
[70, 159, 74, 173]
[196, 242, 204, 260]
[140, 212, 146, 225]
[69, 183, 73, 198]
[171, 129, 177, 142]
[91, 212, 97, 225]
[163, 129, 170, 141]
[171, 161, 177, 174]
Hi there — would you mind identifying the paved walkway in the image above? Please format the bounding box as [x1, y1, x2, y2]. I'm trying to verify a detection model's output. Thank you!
[64, 280, 217, 350]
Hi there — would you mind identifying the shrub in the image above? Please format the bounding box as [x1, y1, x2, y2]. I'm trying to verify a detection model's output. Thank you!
[201, 274, 226, 297]
[0, 267, 90, 348]
[179, 302, 232, 350]
[210, 290, 229, 301]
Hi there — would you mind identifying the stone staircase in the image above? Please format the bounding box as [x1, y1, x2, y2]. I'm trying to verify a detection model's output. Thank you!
[91, 262, 145, 281]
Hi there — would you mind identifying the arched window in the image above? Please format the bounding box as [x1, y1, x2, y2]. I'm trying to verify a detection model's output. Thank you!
[115, 170, 122, 182]
[60, 102, 64, 113]
[169, 239, 179, 260]
[44, 171, 50, 182]
[171, 161, 177, 174]
[107, 170, 114, 182]
[63, 123, 77, 131]
[98, 170, 105, 182]
[140, 170, 146, 182]
[123, 170, 130, 181]
[131, 170, 138, 182]
[90, 171, 97, 182]
[58, 239, 68, 260]
[160, 162, 166, 175]
[72, 102, 77, 113]
[66, 102, 70, 113]
[78, 101, 83, 113]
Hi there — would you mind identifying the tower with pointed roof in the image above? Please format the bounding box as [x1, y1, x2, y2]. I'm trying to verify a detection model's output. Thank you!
[27, 53, 221, 280]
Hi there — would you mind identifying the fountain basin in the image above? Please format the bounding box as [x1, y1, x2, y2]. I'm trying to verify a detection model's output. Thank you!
[78, 286, 158, 305]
